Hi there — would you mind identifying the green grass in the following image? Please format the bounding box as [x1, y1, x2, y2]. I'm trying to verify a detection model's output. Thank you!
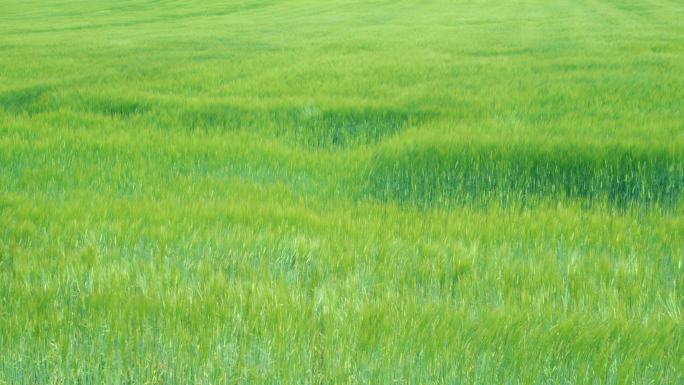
[1, 0, 683, 383]
[368, 135, 684, 207]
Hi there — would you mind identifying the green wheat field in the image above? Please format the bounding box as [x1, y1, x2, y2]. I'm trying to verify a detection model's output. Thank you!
[1, 0, 683, 383]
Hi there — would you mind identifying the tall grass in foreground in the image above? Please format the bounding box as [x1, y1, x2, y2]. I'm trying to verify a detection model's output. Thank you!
[2, 198, 683, 384]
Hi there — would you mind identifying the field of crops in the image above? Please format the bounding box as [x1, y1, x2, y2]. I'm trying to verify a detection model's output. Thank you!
[1, 0, 683, 383]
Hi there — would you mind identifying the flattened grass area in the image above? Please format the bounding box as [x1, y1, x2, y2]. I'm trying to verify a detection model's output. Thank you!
[1, 0, 683, 383]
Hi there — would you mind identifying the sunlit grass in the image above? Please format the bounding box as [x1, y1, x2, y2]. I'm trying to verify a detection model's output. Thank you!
[1, 0, 683, 383]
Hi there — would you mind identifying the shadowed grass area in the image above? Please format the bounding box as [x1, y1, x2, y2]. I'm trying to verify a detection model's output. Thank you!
[0, 85, 53, 115]
[170, 105, 431, 147]
[367, 135, 684, 208]
[55, 91, 432, 146]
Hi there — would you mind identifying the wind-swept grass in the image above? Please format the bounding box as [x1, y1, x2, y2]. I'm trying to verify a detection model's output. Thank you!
[1, 0, 683, 383]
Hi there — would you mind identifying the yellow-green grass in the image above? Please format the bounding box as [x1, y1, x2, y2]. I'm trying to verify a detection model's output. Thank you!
[1, 0, 683, 383]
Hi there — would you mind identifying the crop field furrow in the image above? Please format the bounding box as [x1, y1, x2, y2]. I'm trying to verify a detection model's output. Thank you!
[1, 0, 684, 383]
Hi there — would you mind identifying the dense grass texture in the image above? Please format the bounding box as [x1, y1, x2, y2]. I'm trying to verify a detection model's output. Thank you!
[1, 0, 684, 383]
[367, 136, 684, 207]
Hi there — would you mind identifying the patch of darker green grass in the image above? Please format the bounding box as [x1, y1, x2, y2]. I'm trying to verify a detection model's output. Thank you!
[283, 107, 432, 148]
[158, 103, 433, 148]
[0, 85, 52, 115]
[86, 97, 150, 119]
[366, 137, 684, 208]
